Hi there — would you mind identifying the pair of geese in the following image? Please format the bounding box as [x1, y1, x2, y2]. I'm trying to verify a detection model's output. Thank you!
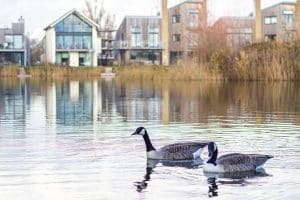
[132, 127, 273, 173]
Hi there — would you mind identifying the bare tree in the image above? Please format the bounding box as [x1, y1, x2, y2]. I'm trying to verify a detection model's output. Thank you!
[83, 0, 115, 31]
[30, 39, 44, 65]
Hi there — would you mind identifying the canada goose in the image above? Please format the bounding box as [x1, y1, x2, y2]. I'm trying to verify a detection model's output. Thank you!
[203, 142, 273, 173]
[132, 127, 208, 160]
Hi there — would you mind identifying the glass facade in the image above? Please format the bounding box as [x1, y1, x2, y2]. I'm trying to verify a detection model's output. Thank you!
[188, 10, 199, 28]
[264, 16, 277, 25]
[130, 52, 160, 61]
[4, 35, 23, 49]
[131, 27, 141, 47]
[79, 53, 92, 66]
[55, 14, 92, 50]
[56, 52, 69, 65]
[148, 28, 159, 47]
[0, 52, 23, 65]
[283, 10, 293, 27]
[172, 15, 181, 23]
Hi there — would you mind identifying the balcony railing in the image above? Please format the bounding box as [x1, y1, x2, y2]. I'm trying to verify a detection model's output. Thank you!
[102, 44, 114, 50]
[114, 40, 163, 50]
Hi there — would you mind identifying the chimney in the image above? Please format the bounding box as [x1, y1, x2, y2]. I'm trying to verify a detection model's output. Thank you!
[161, 0, 169, 66]
[18, 16, 25, 24]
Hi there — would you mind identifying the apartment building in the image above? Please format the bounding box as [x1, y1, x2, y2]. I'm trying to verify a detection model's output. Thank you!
[0, 17, 27, 66]
[213, 16, 255, 47]
[168, 0, 207, 63]
[262, 2, 297, 41]
[115, 16, 162, 65]
[43, 9, 101, 67]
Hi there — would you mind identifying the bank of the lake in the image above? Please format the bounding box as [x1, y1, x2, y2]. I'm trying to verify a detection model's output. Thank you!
[1, 41, 300, 81]
[117, 41, 300, 81]
[0, 65, 105, 78]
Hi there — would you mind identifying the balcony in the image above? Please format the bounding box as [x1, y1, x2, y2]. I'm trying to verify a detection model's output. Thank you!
[100, 55, 115, 60]
[114, 40, 163, 50]
[102, 43, 114, 50]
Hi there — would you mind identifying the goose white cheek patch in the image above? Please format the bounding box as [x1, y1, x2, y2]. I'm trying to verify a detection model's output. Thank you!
[140, 128, 146, 136]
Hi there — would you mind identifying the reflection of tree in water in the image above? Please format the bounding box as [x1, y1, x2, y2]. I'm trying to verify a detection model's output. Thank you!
[113, 80, 300, 125]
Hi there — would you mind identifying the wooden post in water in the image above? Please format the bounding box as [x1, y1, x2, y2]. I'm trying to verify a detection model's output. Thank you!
[162, 84, 170, 125]
[161, 0, 170, 66]
[295, 0, 300, 37]
[254, 0, 262, 42]
[201, 0, 207, 29]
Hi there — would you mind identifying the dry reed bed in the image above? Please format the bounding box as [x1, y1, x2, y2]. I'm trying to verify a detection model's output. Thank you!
[1, 41, 300, 81]
[117, 41, 300, 81]
[0, 66, 105, 78]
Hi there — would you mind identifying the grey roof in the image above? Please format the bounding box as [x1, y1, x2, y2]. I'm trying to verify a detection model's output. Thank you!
[262, 1, 296, 11]
[169, 0, 202, 10]
[44, 8, 100, 31]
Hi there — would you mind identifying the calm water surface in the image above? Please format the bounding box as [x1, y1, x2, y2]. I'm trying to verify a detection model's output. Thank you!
[0, 79, 300, 200]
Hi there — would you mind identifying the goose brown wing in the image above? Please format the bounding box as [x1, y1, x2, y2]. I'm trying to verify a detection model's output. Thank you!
[217, 153, 273, 172]
[160, 142, 208, 160]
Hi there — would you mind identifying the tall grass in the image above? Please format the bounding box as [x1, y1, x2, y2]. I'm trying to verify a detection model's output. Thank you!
[1, 41, 300, 81]
[219, 41, 300, 81]
[0, 65, 105, 79]
[115, 61, 223, 81]
[0, 65, 20, 77]
[116, 40, 300, 81]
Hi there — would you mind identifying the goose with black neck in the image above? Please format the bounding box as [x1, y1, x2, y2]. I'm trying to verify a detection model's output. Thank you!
[203, 142, 273, 173]
[132, 127, 208, 160]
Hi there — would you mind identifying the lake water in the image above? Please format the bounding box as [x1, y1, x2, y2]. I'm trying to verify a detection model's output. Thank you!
[0, 78, 300, 200]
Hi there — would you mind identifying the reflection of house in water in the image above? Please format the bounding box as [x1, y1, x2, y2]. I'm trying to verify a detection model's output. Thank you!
[0, 79, 30, 123]
[46, 83, 56, 125]
[55, 81, 96, 126]
[70, 81, 79, 103]
[114, 82, 160, 121]
[100, 80, 115, 119]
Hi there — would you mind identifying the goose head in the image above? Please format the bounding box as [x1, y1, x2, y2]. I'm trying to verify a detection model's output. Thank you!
[207, 142, 218, 166]
[132, 127, 147, 136]
[132, 127, 156, 152]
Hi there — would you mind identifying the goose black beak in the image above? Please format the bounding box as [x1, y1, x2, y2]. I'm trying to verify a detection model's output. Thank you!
[131, 132, 137, 136]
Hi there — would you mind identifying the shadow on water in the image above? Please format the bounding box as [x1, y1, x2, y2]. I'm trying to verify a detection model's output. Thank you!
[204, 169, 270, 198]
[134, 159, 203, 193]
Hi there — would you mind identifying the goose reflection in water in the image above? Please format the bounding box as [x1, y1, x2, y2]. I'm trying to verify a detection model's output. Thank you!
[205, 169, 270, 198]
[134, 159, 203, 192]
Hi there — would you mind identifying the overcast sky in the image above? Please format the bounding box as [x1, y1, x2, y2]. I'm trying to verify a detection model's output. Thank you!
[0, 0, 295, 39]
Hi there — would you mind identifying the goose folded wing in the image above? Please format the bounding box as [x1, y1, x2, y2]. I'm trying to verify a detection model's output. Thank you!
[160, 142, 208, 160]
[217, 153, 272, 168]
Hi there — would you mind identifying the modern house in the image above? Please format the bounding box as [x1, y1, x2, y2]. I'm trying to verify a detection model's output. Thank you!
[43, 9, 101, 67]
[168, 0, 207, 63]
[0, 17, 27, 66]
[262, 2, 297, 41]
[213, 16, 254, 48]
[115, 16, 162, 65]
